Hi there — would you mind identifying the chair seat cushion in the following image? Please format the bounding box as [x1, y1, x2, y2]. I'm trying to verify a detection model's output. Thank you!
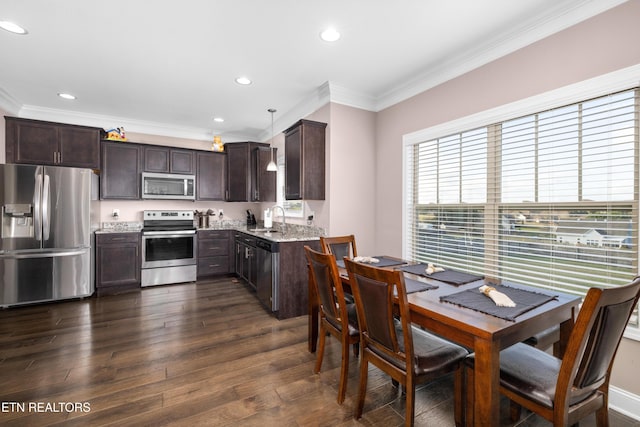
[467, 342, 561, 408]
[374, 320, 468, 376]
[325, 303, 359, 336]
[411, 327, 469, 376]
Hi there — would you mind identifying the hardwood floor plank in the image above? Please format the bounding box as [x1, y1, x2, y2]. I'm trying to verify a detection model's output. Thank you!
[0, 278, 636, 427]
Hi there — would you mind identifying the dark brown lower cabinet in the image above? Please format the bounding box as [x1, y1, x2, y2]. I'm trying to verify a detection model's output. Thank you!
[95, 232, 141, 295]
[277, 240, 321, 319]
[197, 230, 234, 278]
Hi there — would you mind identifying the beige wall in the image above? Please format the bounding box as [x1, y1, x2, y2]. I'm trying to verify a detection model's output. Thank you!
[326, 103, 377, 255]
[373, 0, 640, 398]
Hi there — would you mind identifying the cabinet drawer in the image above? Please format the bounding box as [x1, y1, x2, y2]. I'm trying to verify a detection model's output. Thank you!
[96, 233, 140, 245]
[198, 256, 229, 276]
[235, 233, 256, 247]
[198, 238, 228, 257]
[198, 230, 229, 240]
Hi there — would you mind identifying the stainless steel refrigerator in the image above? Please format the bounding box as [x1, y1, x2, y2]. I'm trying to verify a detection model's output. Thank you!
[0, 164, 93, 307]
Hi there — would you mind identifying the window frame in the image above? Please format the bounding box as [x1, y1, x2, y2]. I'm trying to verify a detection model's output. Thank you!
[403, 67, 640, 340]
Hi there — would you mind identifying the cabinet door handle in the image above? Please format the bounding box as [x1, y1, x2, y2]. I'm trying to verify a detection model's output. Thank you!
[208, 264, 220, 268]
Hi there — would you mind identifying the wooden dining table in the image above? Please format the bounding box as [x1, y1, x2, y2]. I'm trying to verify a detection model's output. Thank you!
[307, 259, 582, 427]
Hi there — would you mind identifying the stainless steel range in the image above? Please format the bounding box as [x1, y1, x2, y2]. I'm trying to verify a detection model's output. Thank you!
[141, 210, 196, 287]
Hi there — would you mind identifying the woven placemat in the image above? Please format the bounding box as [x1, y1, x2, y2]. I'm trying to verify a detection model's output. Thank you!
[337, 256, 406, 269]
[399, 263, 483, 286]
[439, 284, 558, 321]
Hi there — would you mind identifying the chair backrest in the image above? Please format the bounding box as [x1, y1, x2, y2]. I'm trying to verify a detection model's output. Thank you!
[344, 258, 414, 372]
[305, 246, 350, 331]
[321, 235, 358, 260]
[557, 276, 640, 409]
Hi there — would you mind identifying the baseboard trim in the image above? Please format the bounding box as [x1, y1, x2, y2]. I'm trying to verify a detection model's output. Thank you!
[610, 386, 640, 421]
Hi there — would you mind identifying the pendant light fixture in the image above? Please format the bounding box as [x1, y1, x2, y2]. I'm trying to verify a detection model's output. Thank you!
[266, 108, 278, 172]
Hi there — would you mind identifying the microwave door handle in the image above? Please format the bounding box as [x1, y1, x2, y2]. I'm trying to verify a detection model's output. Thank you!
[184, 178, 188, 196]
[33, 173, 43, 241]
[42, 174, 51, 240]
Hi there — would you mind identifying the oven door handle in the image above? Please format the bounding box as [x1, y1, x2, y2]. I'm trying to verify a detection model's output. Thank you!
[143, 230, 196, 237]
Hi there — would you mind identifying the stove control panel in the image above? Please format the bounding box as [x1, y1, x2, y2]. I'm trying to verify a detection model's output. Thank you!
[143, 210, 194, 221]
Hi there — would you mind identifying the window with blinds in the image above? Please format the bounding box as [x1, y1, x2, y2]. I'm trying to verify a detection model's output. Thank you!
[405, 88, 639, 331]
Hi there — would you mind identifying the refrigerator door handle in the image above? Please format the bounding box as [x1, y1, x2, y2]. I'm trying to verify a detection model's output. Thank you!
[34, 172, 43, 241]
[0, 247, 89, 259]
[42, 173, 51, 240]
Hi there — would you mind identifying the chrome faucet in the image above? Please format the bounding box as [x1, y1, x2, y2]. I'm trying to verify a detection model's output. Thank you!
[271, 205, 287, 235]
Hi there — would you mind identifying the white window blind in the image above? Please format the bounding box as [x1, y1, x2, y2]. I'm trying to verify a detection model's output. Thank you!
[405, 88, 639, 331]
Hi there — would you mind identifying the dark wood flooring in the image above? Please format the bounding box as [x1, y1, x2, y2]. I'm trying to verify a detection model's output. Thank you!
[0, 277, 638, 426]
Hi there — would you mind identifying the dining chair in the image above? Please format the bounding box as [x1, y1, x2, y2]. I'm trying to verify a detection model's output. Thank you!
[320, 235, 358, 260]
[343, 258, 469, 427]
[464, 276, 640, 427]
[523, 324, 560, 353]
[321, 235, 358, 304]
[304, 246, 360, 404]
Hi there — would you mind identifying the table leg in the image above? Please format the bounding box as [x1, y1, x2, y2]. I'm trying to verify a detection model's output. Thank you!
[308, 265, 318, 353]
[556, 314, 575, 358]
[469, 338, 500, 427]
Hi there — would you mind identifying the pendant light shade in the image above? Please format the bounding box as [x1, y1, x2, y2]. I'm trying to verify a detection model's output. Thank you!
[266, 108, 278, 172]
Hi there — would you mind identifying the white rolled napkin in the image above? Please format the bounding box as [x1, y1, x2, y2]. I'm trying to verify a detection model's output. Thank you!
[425, 263, 445, 275]
[479, 285, 516, 307]
[353, 256, 379, 264]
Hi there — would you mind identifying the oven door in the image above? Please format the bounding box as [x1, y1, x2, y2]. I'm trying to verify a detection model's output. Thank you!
[141, 230, 196, 269]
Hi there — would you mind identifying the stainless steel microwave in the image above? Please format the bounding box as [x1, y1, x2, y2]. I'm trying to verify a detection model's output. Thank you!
[141, 172, 196, 200]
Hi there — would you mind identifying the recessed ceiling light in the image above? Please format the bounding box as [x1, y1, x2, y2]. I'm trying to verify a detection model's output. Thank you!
[0, 21, 28, 35]
[235, 77, 251, 85]
[320, 27, 340, 42]
[213, 117, 224, 123]
[58, 93, 76, 100]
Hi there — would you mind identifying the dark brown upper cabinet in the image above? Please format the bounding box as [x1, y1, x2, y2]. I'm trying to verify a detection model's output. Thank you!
[196, 151, 226, 201]
[5, 116, 101, 169]
[252, 146, 277, 202]
[284, 119, 326, 200]
[225, 142, 276, 202]
[143, 146, 195, 175]
[100, 140, 142, 200]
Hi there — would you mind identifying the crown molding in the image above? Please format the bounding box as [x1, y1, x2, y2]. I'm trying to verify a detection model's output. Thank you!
[257, 82, 333, 142]
[0, 86, 22, 115]
[376, 0, 629, 111]
[17, 105, 230, 141]
[327, 83, 377, 112]
[6, 0, 627, 142]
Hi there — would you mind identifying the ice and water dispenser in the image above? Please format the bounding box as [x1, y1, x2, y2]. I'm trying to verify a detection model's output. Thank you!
[2, 204, 34, 239]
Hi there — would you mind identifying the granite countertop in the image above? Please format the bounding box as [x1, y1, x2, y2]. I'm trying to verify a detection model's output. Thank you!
[96, 220, 321, 242]
[95, 229, 142, 234]
[233, 227, 320, 242]
[95, 222, 142, 234]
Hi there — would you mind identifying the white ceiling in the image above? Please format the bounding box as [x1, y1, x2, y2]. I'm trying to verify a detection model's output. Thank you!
[0, 0, 626, 142]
